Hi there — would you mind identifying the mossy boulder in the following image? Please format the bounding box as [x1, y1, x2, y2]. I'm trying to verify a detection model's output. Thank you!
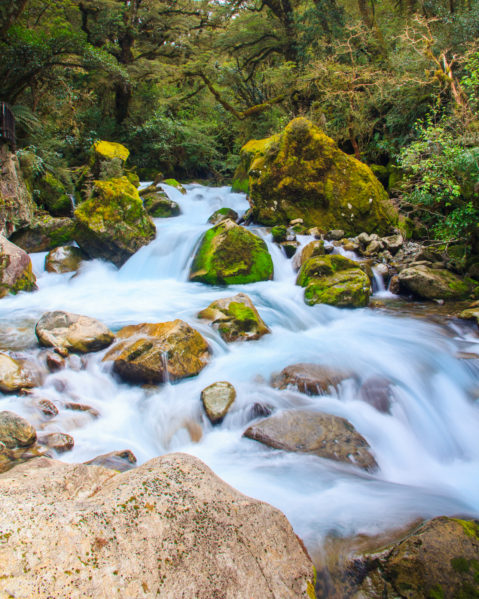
[10, 214, 75, 253]
[271, 225, 287, 243]
[190, 219, 273, 285]
[239, 118, 398, 234]
[232, 136, 280, 194]
[34, 172, 72, 217]
[74, 176, 156, 267]
[0, 235, 36, 298]
[398, 265, 473, 300]
[142, 190, 180, 218]
[244, 410, 377, 472]
[208, 207, 238, 225]
[297, 254, 370, 307]
[340, 517, 479, 598]
[163, 178, 186, 194]
[103, 320, 210, 384]
[198, 293, 270, 342]
[90, 141, 129, 179]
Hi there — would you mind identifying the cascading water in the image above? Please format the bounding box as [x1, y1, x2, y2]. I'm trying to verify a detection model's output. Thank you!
[1, 183, 479, 560]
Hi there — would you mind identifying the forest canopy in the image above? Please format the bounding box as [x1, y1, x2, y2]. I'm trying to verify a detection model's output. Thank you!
[1, 0, 479, 241]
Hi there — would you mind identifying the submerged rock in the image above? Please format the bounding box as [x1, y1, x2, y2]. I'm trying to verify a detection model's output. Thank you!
[44, 245, 86, 274]
[198, 293, 270, 342]
[10, 214, 75, 253]
[0, 235, 36, 298]
[398, 264, 473, 300]
[103, 319, 210, 384]
[74, 176, 156, 267]
[0, 453, 315, 598]
[236, 117, 397, 234]
[244, 409, 377, 471]
[85, 449, 137, 472]
[340, 517, 479, 598]
[296, 254, 370, 307]
[201, 381, 236, 423]
[208, 207, 238, 225]
[0, 352, 36, 392]
[35, 311, 115, 353]
[271, 363, 354, 395]
[189, 219, 273, 285]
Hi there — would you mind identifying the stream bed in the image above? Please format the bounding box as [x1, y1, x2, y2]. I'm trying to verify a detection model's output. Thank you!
[1, 183, 479, 559]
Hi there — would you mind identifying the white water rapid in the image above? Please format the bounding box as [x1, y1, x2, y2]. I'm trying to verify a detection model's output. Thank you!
[1, 183, 479, 558]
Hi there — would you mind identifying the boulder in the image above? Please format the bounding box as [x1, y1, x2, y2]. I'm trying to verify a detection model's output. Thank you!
[198, 293, 270, 342]
[45, 350, 66, 371]
[325, 229, 344, 241]
[143, 191, 180, 218]
[103, 319, 210, 384]
[0, 235, 36, 298]
[0, 410, 43, 473]
[296, 254, 370, 307]
[74, 177, 156, 267]
[38, 432, 74, 453]
[0, 453, 315, 599]
[281, 239, 299, 258]
[44, 245, 86, 274]
[35, 311, 115, 353]
[271, 363, 354, 395]
[244, 410, 377, 472]
[0, 143, 34, 237]
[398, 265, 473, 300]
[236, 118, 397, 234]
[271, 225, 288, 242]
[189, 219, 273, 285]
[341, 517, 479, 598]
[201, 381, 236, 423]
[85, 449, 137, 472]
[294, 240, 326, 270]
[90, 140, 129, 178]
[383, 233, 403, 254]
[10, 214, 75, 252]
[34, 398, 59, 418]
[208, 207, 238, 225]
[33, 171, 72, 216]
[0, 352, 36, 392]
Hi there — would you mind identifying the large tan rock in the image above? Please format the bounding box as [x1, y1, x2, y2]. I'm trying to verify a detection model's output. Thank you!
[271, 363, 354, 396]
[0, 352, 36, 392]
[35, 311, 115, 353]
[398, 264, 472, 300]
[201, 381, 236, 423]
[198, 293, 270, 342]
[45, 245, 86, 273]
[0, 234, 36, 298]
[0, 453, 316, 599]
[0, 410, 44, 473]
[103, 319, 210, 384]
[10, 214, 75, 253]
[244, 410, 377, 472]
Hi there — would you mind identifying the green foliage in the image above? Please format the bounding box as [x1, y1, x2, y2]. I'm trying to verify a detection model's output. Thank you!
[398, 113, 479, 241]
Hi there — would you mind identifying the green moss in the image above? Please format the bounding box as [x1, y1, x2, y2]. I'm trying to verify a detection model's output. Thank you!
[34, 172, 72, 217]
[189, 220, 273, 285]
[92, 141, 129, 163]
[231, 178, 249, 193]
[125, 170, 140, 188]
[453, 519, 479, 539]
[163, 179, 186, 194]
[271, 225, 287, 243]
[428, 584, 445, 599]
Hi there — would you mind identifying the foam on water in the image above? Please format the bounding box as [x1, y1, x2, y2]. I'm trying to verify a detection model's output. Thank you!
[1, 183, 479, 554]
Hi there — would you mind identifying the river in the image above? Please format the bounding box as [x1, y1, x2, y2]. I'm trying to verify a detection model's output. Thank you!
[1, 183, 479, 558]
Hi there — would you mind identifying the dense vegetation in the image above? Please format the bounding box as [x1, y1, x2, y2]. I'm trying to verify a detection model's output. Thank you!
[1, 0, 479, 242]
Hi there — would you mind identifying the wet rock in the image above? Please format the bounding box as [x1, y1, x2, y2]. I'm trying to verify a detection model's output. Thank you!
[297, 254, 371, 307]
[389, 274, 400, 295]
[0, 411, 36, 449]
[359, 377, 393, 413]
[398, 265, 472, 300]
[271, 225, 288, 243]
[64, 402, 100, 418]
[201, 381, 236, 424]
[34, 398, 59, 418]
[0, 235, 37, 298]
[244, 410, 377, 471]
[0, 352, 36, 392]
[208, 207, 238, 225]
[45, 351, 66, 372]
[374, 263, 389, 280]
[74, 177, 156, 267]
[325, 229, 344, 241]
[189, 219, 273, 285]
[280, 240, 299, 258]
[383, 233, 403, 254]
[38, 432, 74, 453]
[35, 311, 115, 353]
[198, 293, 270, 342]
[271, 363, 354, 395]
[143, 191, 180, 218]
[85, 449, 137, 472]
[44, 245, 86, 274]
[249, 403, 274, 419]
[103, 319, 210, 384]
[341, 517, 479, 598]
[10, 214, 75, 253]
[342, 240, 359, 252]
[294, 240, 326, 270]
[364, 238, 384, 256]
[163, 178, 186, 194]
[0, 453, 315, 599]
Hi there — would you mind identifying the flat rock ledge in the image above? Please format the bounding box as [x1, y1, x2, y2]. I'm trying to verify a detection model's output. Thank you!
[0, 453, 316, 599]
